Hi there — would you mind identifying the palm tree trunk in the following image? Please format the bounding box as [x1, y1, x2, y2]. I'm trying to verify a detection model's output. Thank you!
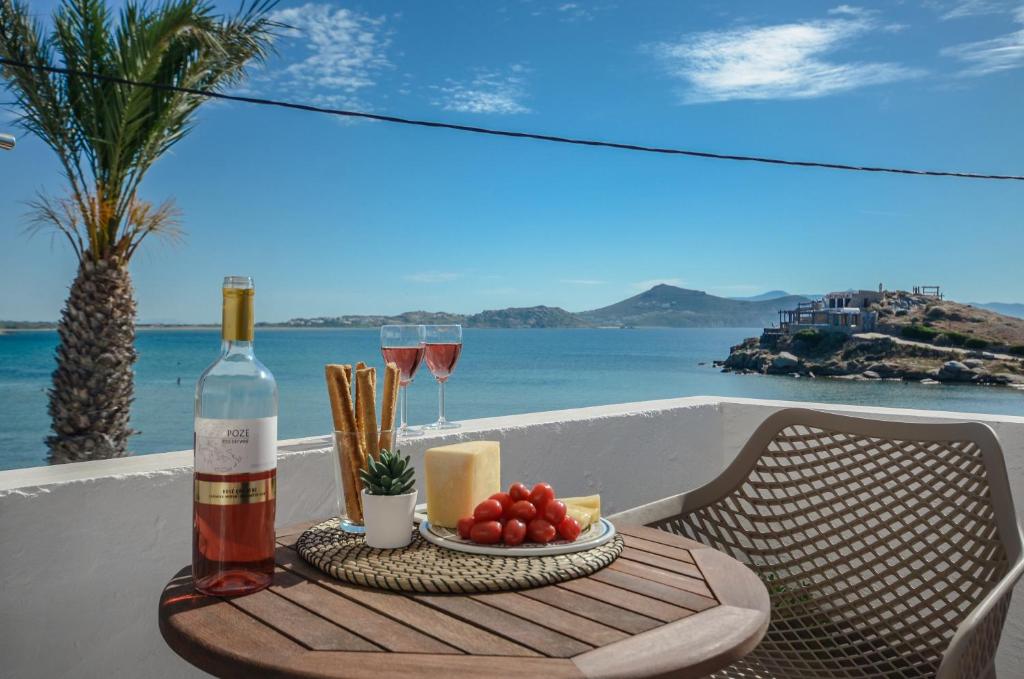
[47, 257, 138, 464]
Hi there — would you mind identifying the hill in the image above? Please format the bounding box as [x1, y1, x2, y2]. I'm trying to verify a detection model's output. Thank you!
[466, 306, 589, 328]
[581, 285, 809, 328]
[721, 291, 1024, 387]
[730, 290, 816, 302]
[279, 307, 586, 329]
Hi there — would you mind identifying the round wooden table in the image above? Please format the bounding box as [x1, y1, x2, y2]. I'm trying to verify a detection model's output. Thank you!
[159, 522, 769, 679]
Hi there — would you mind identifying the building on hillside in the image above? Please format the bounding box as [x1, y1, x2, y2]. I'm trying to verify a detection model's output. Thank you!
[772, 292, 879, 336]
[825, 289, 884, 310]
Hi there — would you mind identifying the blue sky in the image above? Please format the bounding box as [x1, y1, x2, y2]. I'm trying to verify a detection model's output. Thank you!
[1, 0, 1022, 322]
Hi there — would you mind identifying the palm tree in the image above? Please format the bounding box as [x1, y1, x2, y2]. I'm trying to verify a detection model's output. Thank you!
[0, 0, 277, 464]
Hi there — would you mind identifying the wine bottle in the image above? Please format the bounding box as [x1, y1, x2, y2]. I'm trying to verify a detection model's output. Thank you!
[193, 276, 278, 596]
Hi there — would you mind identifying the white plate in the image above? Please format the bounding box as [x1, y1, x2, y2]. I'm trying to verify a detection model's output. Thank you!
[419, 517, 616, 557]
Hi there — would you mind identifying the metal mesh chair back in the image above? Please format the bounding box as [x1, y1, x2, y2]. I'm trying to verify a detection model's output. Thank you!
[651, 409, 1019, 678]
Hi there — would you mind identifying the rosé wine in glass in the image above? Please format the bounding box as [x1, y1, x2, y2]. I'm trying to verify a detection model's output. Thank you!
[379, 325, 426, 437]
[423, 325, 463, 430]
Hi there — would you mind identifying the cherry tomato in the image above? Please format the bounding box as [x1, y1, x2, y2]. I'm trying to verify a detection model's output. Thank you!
[557, 517, 582, 542]
[503, 519, 527, 546]
[529, 483, 555, 511]
[457, 516, 475, 540]
[489, 492, 512, 512]
[508, 500, 538, 522]
[527, 518, 557, 544]
[509, 482, 531, 503]
[470, 520, 503, 544]
[544, 500, 567, 525]
[473, 498, 504, 521]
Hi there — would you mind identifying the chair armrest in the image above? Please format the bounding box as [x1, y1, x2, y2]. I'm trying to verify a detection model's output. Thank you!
[937, 556, 1024, 679]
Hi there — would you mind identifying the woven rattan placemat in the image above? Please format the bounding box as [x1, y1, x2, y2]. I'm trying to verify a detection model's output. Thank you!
[296, 519, 624, 593]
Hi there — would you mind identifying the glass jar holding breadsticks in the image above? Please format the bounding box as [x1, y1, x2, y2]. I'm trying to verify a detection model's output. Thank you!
[325, 362, 402, 534]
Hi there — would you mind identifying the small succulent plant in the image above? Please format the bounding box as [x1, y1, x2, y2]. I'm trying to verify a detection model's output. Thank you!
[360, 449, 416, 496]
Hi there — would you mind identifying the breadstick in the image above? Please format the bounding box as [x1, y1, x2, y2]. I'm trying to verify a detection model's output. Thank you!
[356, 367, 379, 462]
[325, 364, 362, 521]
[325, 364, 358, 434]
[324, 364, 350, 431]
[379, 362, 400, 450]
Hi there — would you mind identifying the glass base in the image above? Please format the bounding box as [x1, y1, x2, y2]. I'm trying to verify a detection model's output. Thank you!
[398, 425, 424, 438]
[339, 518, 366, 534]
[423, 420, 461, 430]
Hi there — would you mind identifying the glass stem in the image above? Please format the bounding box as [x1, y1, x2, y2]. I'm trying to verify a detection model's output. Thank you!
[400, 385, 408, 431]
[437, 380, 446, 424]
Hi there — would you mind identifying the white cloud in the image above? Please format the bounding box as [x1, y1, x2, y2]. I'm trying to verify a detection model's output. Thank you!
[649, 8, 922, 103]
[632, 278, 685, 291]
[556, 2, 593, 22]
[403, 272, 462, 284]
[941, 8, 1024, 75]
[431, 65, 531, 114]
[265, 4, 391, 108]
[561, 279, 606, 286]
[935, 0, 1008, 20]
[828, 4, 869, 16]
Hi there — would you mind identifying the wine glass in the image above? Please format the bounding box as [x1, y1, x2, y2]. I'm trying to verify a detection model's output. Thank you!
[423, 325, 463, 430]
[379, 324, 426, 438]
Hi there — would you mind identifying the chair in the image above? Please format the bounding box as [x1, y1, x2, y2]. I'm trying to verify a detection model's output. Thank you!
[612, 409, 1024, 678]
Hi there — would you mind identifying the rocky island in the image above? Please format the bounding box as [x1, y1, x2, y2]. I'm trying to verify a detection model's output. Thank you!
[720, 289, 1024, 388]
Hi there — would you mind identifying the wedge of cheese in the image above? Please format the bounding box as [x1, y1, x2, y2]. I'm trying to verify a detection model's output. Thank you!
[424, 441, 500, 527]
[562, 494, 601, 530]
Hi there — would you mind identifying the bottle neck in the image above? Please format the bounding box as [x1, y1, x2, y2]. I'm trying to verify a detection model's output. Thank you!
[221, 339, 255, 356]
[222, 287, 255, 344]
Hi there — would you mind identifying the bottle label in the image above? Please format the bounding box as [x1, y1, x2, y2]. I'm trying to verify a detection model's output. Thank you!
[194, 416, 277, 475]
[194, 477, 276, 505]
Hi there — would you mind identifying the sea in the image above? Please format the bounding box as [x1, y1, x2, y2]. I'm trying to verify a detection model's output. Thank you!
[1, 327, 1022, 471]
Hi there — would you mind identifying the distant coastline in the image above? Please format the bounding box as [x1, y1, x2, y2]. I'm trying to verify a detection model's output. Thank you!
[4, 285, 1022, 332]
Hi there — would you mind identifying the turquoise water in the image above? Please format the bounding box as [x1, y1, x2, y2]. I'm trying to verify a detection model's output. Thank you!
[1, 327, 1021, 470]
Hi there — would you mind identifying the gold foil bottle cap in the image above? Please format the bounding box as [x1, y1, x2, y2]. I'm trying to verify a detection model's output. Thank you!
[222, 276, 254, 341]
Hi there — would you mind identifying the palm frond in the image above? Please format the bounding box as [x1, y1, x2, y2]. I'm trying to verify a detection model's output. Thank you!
[1, 0, 278, 263]
[25, 192, 87, 260]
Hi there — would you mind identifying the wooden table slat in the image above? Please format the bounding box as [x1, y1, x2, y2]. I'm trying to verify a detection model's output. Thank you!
[414, 594, 592, 658]
[619, 545, 702, 575]
[589, 568, 719, 612]
[621, 534, 699, 563]
[608, 558, 715, 600]
[616, 524, 708, 551]
[276, 546, 539, 657]
[230, 586, 380, 652]
[471, 591, 628, 647]
[270, 567, 461, 655]
[289, 652, 586, 679]
[160, 576, 307, 679]
[557, 577, 696, 623]
[518, 586, 662, 635]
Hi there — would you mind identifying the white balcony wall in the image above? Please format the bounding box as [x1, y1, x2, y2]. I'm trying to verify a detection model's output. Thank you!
[0, 398, 725, 679]
[0, 397, 1022, 678]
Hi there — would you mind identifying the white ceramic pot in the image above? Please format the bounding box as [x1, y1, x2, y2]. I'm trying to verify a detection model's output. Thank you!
[361, 489, 417, 549]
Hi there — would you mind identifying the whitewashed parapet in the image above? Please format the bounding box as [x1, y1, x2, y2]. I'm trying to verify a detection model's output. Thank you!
[1, 396, 1022, 678]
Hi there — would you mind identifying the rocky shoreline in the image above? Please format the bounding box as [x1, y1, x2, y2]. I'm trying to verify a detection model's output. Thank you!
[718, 333, 1024, 389]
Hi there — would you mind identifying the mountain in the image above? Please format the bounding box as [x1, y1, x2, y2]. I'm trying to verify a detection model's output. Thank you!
[278, 307, 586, 329]
[581, 284, 807, 328]
[730, 290, 813, 302]
[467, 306, 589, 328]
[972, 302, 1024, 320]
